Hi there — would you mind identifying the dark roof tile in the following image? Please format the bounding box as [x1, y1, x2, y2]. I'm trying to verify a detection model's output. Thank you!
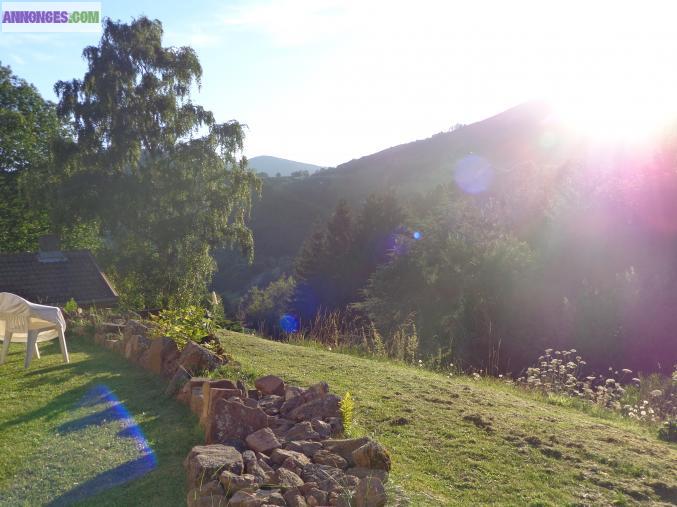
[0, 250, 118, 306]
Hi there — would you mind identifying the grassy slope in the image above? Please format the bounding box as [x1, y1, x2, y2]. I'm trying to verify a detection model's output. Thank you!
[0, 337, 201, 507]
[0, 332, 674, 506]
[219, 331, 677, 506]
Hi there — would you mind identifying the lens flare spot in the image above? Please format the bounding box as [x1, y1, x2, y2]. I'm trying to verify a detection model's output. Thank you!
[453, 154, 494, 194]
[279, 314, 299, 333]
[412, 231, 422, 240]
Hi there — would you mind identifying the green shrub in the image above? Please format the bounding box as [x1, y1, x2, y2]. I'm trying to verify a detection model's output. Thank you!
[150, 306, 215, 351]
[63, 298, 78, 314]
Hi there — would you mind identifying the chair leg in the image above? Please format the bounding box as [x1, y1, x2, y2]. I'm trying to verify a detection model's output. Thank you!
[34, 341, 41, 359]
[58, 328, 70, 364]
[25, 331, 37, 369]
[0, 331, 11, 365]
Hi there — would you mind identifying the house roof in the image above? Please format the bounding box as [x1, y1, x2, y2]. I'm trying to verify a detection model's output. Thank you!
[0, 250, 118, 307]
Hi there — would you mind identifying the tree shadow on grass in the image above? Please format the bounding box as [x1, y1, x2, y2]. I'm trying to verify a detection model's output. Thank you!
[0, 337, 198, 506]
[46, 454, 157, 507]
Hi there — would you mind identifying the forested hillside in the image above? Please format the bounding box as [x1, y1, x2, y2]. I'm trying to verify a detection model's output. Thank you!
[227, 102, 677, 373]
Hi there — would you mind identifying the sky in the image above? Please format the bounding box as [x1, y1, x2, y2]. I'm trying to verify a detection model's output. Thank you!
[2, 0, 677, 167]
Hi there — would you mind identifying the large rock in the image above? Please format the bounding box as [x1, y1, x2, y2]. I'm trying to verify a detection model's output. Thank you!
[353, 476, 387, 507]
[321, 437, 372, 466]
[206, 399, 270, 443]
[285, 421, 321, 441]
[147, 337, 180, 377]
[352, 441, 391, 471]
[270, 448, 311, 467]
[178, 340, 227, 374]
[288, 394, 341, 422]
[201, 379, 240, 425]
[285, 441, 323, 457]
[242, 450, 275, 483]
[245, 427, 281, 453]
[273, 467, 304, 490]
[255, 375, 285, 396]
[184, 445, 243, 488]
[219, 470, 258, 497]
[177, 376, 210, 405]
[312, 449, 347, 469]
[301, 463, 356, 491]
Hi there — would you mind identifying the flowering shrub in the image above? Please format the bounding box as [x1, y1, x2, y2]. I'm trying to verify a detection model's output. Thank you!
[516, 350, 676, 424]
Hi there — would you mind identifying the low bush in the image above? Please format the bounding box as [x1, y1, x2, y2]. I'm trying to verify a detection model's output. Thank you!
[149, 305, 224, 354]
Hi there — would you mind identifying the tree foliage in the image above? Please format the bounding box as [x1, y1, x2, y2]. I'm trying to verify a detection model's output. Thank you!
[0, 63, 57, 252]
[41, 17, 260, 307]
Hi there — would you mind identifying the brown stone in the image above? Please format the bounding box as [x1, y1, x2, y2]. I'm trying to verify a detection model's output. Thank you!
[283, 489, 309, 507]
[177, 340, 227, 374]
[313, 449, 348, 469]
[183, 445, 244, 488]
[206, 399, 270, 444]
[351, 441, 391, 471]
[285, 421, 321, 441]
[270, 448, 311, 467]
[305, 487, 327, 506]
[255, 489, 286, 506]
[273, 467, 304, 490]
[322, 437, 372, 466]
[301, 463, 353, 491]
[352, 476, 387, 507]
[285, 386, 305, 400]
[270, 418, 295, 438]
[201, 381, 240, 426]
[288, 394, 341, 422]
[242, 450, 275, 483]
[227, 490, 262, 507]
[245, 427, 281, 454]
[255, 375, 285, 396]
[285, 440, 323, 457]
[258, 395, 284, 415]
[310, 419, 332, 438]
[219, 470, 259, 497]
[147, 336, 180, 377]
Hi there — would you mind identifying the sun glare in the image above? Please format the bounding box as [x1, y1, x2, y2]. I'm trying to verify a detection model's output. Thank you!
[540, 2, 677, 144]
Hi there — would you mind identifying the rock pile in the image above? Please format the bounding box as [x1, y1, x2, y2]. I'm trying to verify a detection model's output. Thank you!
[182, 374, 390, 507]
[91, 319, 391, 506]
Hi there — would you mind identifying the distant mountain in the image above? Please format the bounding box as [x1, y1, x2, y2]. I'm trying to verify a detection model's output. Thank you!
[248, 156, 324, 176]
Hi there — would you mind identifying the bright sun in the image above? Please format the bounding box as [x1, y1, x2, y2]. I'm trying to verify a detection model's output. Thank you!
[537, 2, 677, 144]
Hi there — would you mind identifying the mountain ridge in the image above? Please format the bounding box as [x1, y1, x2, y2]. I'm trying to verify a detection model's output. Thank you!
[248, 155, 324, 176]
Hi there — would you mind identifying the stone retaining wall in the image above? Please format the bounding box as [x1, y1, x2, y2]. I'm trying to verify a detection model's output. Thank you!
[93, 321, 390, 507]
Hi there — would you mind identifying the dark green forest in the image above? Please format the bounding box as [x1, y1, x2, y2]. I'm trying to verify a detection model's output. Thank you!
[3, 17, 677, 375]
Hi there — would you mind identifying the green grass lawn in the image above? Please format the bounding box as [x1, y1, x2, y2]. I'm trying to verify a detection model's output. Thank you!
[218, 331, 677, 506]
[0, 336, 201, 507]
[1, 330, 675, 506]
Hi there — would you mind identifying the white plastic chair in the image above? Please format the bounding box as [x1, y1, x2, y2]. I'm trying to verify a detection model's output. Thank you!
[0, 292, 69, 369]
